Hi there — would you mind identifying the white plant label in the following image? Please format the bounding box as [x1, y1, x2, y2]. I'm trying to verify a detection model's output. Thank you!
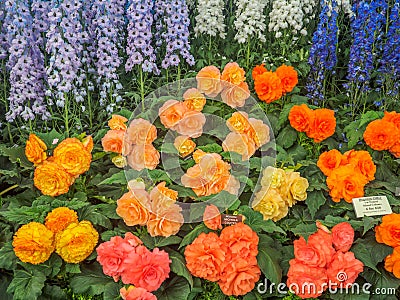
[352, 196, 392, 218]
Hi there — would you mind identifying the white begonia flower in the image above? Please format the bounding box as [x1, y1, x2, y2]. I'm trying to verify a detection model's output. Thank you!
[233, 0, 268, 43]
[194, 0, 226, 39]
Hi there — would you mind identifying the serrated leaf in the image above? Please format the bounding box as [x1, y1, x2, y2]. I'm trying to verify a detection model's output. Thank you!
[276, 126, 298, 149]
[352, 243, 382, 273]
[197, 143, 222, 153]
[155, 276, 190, 300]
[65, 263, 81, 274]
[291, 223, 317, 240]
[148, 169, 173, 184]
[103, 282, 121, 300]
[7, 269, 46, 300]
[0, 206, 45, 224]
[179, 224, 211, 250]
[21, 254, 62, 277]
[362, 267, 400, 300]
[99, 171, 127, 185]
[36, 129, 65, 148]
[40, 285, 67, 300]
[305, 190, 326, 219]
[70, 264, 111, 295]
[0, 242, 17, 270]
[165, 248, 193, 287]
[160, 143, 178, 154]
[362, 216, 380, 236]
[257, 235, 282, 284]
[238, 206, 285, 234]
[78, 206, 112, 228]
[2, 145, 34, 169]
[155, 236, 183, 248]
[277, 103, 295, 130]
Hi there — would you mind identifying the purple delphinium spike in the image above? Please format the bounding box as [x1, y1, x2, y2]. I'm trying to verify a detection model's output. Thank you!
[126, 0, 159, 74]
[377, 1, 400, 97]
[345, 0, 388, 93]
[155, 0, 195, 69]
[306, 0, 339, 102]
[92, 0, 125, 105]
[31, 0, 52, 49]
[45, 0, 90, 106]
[0, 1, 7, 60]
[4, 0, 49, 122]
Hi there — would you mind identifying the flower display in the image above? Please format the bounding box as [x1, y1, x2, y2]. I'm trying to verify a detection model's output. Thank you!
[289, 104, 336, 143]
[252, 166, 309, 221]
[287, 222, 363, 299]
[12, 222, 55, 265]
[185, 222, 260, 296]
[317, 149, 376, 202]
[364, 111, 400, 157]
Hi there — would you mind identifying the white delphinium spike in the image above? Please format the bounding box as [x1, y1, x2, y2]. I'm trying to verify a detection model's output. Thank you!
[234, 0, 268, 44]
[194, 0, 226, 39]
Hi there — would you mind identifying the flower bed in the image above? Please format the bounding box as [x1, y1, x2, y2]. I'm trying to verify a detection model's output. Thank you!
[0, 0, 399, 300]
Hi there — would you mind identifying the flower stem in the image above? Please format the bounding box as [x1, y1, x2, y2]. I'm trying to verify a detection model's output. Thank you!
[139, 67, 145, 111]
[0, 184, 18, 197]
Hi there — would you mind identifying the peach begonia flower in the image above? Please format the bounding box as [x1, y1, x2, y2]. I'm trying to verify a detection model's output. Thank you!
[108, 114, 128, 130]
[226, 111, 251, 134]
[159, 99, 188, 129]
[221, 81, 250, 108]
[175, 110, 206, 138]
[102, 129, 125, 154]
[174, 135, 196, 157]
[127, 144, 160, 171]
[120, 286, 156, 300]
[222, 132, 256, 161]
[221, 62, 246, 86]
[203, 204, 222, 230]
[196, 65, 223, 97]
[25, 133, 47, 166]
[126, 118, 157, 145]
[146, 204, 184, 237]
[183, 88, 206, 111]
[116, 190, 150, 226]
